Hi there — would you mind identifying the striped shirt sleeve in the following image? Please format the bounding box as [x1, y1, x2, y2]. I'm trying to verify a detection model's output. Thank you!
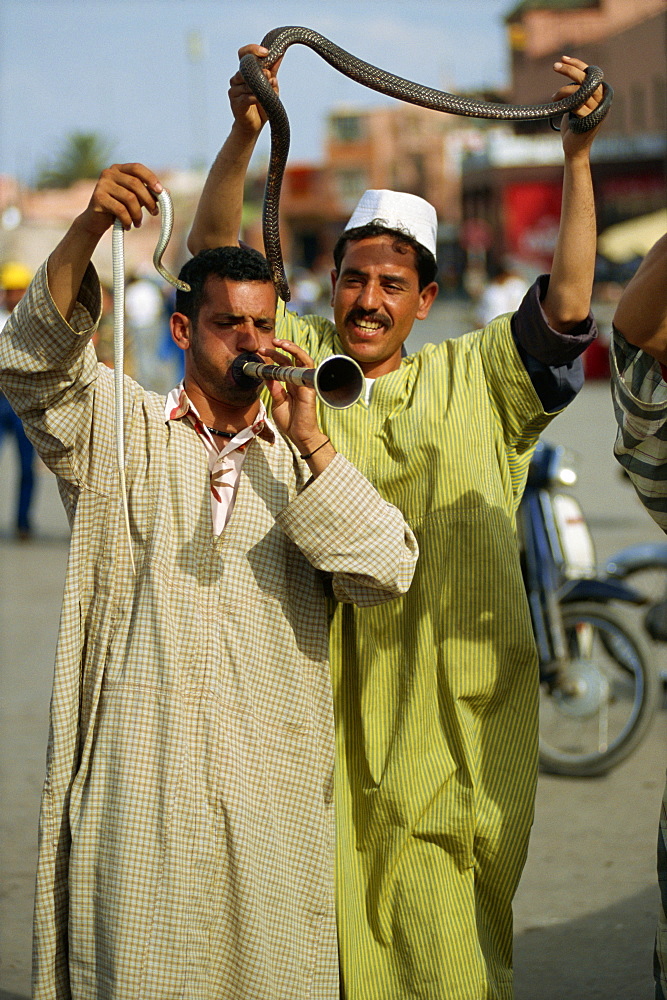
[612, 325, 667, 532]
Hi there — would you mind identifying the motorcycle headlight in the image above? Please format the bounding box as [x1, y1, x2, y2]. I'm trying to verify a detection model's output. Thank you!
[529, 441, 580, 487]
[548, 445, 579, 487]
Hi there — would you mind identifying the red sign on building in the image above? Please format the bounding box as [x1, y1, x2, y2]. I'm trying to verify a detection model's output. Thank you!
[504, 181, 563, 267]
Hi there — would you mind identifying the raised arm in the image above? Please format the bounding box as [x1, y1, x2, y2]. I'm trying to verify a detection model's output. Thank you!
[188, 44, 280, 254]
[47, 163, 163, 321]
[0, 163, 162, 487]
[541, 56, 604, 333]
[612, 233, 667, 362]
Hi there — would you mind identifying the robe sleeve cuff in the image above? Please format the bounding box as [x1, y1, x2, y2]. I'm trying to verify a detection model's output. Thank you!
[511, 274, 597, 366]
[276, 453, 418, 599]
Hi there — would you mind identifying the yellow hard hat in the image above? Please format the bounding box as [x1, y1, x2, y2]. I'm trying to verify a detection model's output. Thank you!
[0, 261, 32, 290]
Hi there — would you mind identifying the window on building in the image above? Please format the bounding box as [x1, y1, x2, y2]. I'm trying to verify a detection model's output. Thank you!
[330, 115, 364, 142]
[337, 169, 367, 202]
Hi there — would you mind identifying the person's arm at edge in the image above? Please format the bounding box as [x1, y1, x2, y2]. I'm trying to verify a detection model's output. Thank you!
[541, 56, 603, 333]
[612, 233, 667, 363]
[188, 44, 279, 254]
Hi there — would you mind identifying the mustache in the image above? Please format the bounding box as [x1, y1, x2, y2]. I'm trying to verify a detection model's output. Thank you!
[345, 308, 390, 328]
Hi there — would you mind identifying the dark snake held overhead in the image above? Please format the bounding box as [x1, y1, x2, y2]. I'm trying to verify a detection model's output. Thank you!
[239, 25, 614, 302]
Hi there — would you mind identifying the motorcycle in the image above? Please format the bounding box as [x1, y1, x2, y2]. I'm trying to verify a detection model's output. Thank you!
[605, 540, 667, 683]
[519, 440, 660, 777]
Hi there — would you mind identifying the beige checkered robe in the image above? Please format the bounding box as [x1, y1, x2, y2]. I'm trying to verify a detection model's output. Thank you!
[0, 263, 418, 1000]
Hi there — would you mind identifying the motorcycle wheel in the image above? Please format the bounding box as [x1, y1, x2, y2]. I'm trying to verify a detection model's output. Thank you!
[539, 601, 660, 777]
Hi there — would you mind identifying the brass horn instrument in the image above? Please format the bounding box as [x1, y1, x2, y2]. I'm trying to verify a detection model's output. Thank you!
[230, 352, 364, 409]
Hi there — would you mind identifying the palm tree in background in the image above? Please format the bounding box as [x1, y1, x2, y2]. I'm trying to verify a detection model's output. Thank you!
[36, 132, 114, 189]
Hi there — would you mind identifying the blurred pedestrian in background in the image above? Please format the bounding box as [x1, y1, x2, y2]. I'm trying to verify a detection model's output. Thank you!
[124, 268, 167, 389]
[0, 261, 36, 540]
[290, 265, 325, 315]
[475, 258, 529, 327]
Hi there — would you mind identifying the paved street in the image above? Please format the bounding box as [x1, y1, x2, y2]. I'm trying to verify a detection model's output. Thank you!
[1, 301, 665, 998]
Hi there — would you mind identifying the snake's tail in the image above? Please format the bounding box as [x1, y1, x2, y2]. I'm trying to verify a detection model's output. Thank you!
[153, 190, 191, 292]
[117, 458, 136, 576]
[111, 219, 136, 575]
[112, 189, 190, 576]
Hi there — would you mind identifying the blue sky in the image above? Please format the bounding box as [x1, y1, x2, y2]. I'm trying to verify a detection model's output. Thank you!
[0, 0, 518, 182]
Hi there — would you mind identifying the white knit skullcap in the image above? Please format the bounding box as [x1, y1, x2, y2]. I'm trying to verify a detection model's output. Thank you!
[344, 189, 438, 257]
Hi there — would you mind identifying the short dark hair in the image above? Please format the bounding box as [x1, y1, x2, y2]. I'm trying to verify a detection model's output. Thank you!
[175, 245, 274, 321]
[332, 222, 438, 291]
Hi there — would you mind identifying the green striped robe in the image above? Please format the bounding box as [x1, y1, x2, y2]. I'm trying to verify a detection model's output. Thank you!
[278, 308, 556, 1000]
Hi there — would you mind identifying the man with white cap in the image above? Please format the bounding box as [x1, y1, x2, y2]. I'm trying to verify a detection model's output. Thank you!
[188, 49, 605, 1000]
[346, 187, 437, 251]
